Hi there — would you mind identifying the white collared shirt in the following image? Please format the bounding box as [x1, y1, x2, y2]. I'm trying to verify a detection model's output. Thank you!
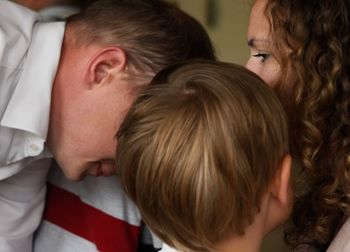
[159, 243, 180, 252]
[0, 1, 65, 251]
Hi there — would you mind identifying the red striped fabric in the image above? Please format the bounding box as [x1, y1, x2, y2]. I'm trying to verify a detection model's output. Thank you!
[43, 183, 141, 252]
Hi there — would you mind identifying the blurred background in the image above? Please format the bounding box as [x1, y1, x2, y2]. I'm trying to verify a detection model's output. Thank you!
[173, 0, 251, 65]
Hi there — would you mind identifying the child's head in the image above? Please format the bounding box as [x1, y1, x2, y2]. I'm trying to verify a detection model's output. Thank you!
[116, 60, 292, 252]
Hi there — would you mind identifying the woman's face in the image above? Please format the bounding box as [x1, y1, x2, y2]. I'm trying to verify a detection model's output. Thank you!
[246, 0, 281, 86]
[246, 0, 296, 113]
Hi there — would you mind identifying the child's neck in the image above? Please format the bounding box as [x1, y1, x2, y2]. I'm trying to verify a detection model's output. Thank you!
[216, 200, 270, 252]
[216, 225, 264, 252]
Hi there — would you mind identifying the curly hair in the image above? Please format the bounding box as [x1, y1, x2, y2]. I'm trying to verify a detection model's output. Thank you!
[263, 0, 350, 250]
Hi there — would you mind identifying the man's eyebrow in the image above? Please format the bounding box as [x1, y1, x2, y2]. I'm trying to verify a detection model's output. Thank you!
[100, 159, 115, 165]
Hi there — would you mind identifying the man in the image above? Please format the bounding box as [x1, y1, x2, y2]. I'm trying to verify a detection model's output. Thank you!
[0, 0, 215, 251]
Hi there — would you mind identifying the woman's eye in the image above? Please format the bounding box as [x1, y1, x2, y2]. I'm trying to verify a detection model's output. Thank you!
[253, 53, 270, 63]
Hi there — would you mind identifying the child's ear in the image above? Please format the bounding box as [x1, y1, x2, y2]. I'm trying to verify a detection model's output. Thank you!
[85, 47, 127, 88]
[264, 154, 293, 234]
[271, 154, 292, 205]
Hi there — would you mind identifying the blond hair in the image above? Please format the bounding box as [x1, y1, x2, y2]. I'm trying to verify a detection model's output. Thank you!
[117, 60, 289, 251]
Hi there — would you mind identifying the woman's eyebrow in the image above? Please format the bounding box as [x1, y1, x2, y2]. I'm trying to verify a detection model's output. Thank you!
[247, 38, 270, 48]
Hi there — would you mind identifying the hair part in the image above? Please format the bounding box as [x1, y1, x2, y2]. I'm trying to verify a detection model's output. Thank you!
[117, 60, 289, 251]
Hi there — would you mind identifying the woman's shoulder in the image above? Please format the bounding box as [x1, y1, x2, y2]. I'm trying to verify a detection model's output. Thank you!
[327, 217, 350, 252]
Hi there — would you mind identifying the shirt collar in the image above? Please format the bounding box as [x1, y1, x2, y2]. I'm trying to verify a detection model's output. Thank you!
[1, 21, 65, 141]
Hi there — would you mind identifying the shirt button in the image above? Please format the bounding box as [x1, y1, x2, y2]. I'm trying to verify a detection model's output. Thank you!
[30, 144, 40, 152]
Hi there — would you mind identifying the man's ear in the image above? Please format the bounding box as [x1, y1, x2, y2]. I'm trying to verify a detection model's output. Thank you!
[271, 154, 292, 205]
[85, 47, 127, 88]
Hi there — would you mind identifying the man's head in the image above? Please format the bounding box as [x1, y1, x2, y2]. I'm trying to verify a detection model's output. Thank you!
[117, 60, 292, 251]
[46, 0, 215, 181]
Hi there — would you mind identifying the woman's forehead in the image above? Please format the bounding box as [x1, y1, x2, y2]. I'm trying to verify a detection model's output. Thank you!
[247, 0, 271, 42]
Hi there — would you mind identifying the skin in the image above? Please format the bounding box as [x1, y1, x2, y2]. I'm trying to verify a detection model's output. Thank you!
[246, 0, 295, 114]
[13, 0, 81, 10]
[217, 155, 293, 252]
[46, 31, 135, 181]
[245, 0, 281, 86]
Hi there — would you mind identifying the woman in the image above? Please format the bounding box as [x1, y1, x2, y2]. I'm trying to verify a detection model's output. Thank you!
[246, 0, 350, 251]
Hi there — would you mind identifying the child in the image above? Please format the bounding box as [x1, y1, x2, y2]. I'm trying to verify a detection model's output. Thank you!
[116, 60, 293, 252]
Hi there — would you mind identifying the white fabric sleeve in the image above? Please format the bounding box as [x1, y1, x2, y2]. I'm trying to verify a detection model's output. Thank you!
[0, 159, 51, 252]
[158, 243, 180, 252]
